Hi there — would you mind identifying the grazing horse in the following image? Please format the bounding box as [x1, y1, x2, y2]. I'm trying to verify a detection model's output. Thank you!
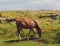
[16, 18, 42, 40]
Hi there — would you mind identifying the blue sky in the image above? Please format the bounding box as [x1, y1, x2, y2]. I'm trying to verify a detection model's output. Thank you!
[0, 0, 60, 11]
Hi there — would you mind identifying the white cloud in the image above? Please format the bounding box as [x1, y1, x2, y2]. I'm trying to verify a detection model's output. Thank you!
[28, 0, 39, 4]
[27, 0, 60, 10]
[28, 0, 54, 5]
[0, 3, 26, 11]
[0, 0, 60, 11]
[0, 0, 8, 2]
[28, 0, 40, 5]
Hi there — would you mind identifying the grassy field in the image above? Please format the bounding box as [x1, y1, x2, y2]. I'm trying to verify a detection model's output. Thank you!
[0, 37, 60, 46]
[0, 10, 60, 46]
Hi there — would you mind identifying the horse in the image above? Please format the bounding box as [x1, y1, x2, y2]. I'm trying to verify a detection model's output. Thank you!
[15, 18, 42, 40]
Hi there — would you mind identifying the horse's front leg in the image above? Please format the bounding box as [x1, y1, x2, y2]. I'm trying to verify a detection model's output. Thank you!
[27, 29, 32, 40]
[29, 29, 36, 40]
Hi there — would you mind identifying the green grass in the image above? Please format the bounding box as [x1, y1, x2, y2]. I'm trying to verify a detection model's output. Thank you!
[0, 37, 60, 46]
[0, 10, 60, 46]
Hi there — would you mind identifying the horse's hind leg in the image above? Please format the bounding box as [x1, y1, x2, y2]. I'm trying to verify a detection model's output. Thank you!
[16, 21, 21, 40]
[17, 26, 22, 40]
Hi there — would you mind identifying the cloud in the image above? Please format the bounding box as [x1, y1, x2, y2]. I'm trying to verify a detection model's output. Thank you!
[0, 2, 27, 11]
[0, 0, 60, 11]
[0, 0, 7, 2]
[0, 0, 27, 11]
[28, 0, 55, 5]
[27, 0, 60, 10]
[28, 0, 40, 5]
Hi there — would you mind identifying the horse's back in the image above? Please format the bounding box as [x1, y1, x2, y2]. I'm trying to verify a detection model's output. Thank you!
[16, 18, 36, 28]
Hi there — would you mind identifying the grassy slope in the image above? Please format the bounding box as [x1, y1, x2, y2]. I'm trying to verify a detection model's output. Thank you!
[0, 37, 60, 46]
[0, 10, 60, 46]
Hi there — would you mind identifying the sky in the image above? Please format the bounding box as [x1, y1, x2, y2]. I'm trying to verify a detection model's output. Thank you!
[0, 0, 60, 11]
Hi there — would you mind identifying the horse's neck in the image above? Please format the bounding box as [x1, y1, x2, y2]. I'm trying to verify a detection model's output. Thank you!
[35, 25, 40, 30]
[35, 24, 42, 37]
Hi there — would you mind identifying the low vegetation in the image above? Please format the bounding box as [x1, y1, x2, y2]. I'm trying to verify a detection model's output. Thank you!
[0, 10, 60, 46]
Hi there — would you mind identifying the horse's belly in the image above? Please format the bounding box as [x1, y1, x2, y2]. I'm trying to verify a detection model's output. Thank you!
[21, 25, 35, 29]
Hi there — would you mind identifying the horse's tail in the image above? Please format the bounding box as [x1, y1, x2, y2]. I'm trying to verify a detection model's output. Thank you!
[32, 19, 42, 38]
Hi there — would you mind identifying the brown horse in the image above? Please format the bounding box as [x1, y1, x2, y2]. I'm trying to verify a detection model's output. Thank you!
[16, 18, 42, 40]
